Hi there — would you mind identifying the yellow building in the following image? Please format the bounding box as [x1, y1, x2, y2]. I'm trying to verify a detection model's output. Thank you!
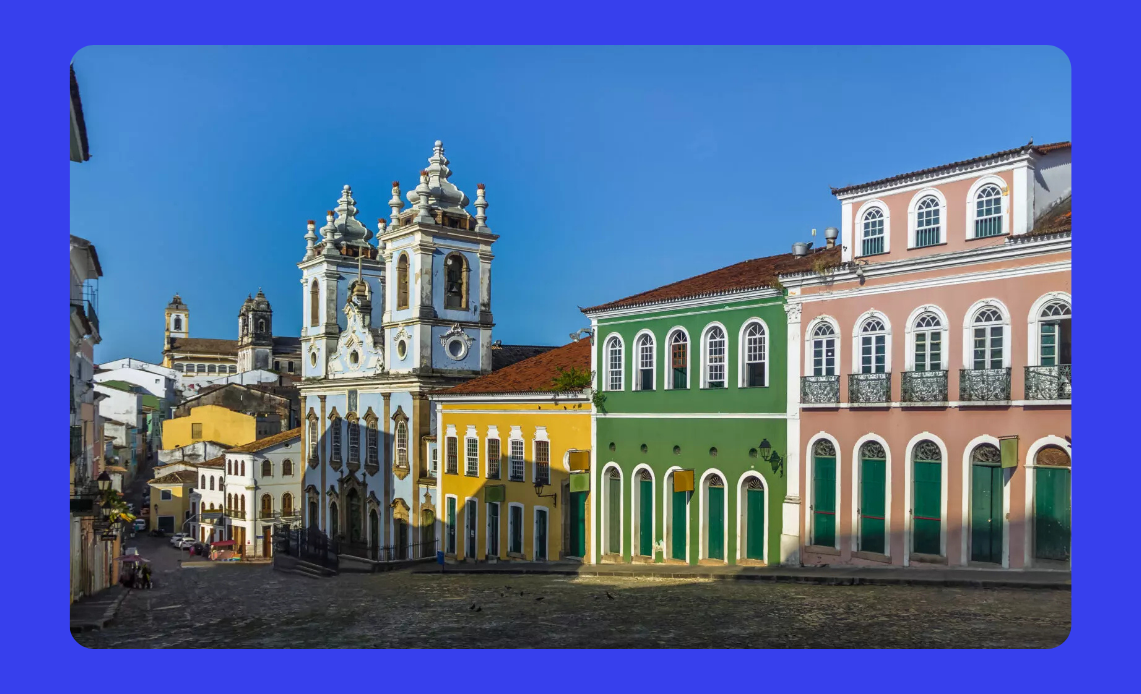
[148, 469, 195, 535]
[161, 405, 256, 449]
[432, 340, 592, 563]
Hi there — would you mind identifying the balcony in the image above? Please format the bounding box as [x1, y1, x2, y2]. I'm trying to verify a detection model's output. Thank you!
[848, 372, 891, 405]
[85, 299, 99, 335]
[901, 370, 948, 404]
[224, 509, 246, 520]
[801, 375, 840, 405]
[71, 425, 83, 461]
[959, 368, 1011, 403]
[1025, 365, 1072, 401]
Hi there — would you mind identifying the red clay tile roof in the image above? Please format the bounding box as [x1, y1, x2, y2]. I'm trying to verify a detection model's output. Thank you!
[167, 337, 239, 355]
[226, 427, 301, 453]
[582, 246, 841, 314]
[492, 344, 558, 371]
[830, 141, 1071, 196]
[1026, 194, 1072, 237]
[197, 455, 225, 468]
[437, 340, 591, 396]
[149, 470, 197, 486]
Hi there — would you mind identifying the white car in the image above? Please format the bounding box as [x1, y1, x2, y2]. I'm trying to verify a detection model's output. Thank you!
[169, 533, 188, 547]
[176, 537, 196, 550]
[125, 547, 140, 556]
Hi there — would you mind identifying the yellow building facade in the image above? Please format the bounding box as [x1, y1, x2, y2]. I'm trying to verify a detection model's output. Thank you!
[432, 340, 593, 563]
[148, 469, 195, 534]
[161, 405, 256, 449]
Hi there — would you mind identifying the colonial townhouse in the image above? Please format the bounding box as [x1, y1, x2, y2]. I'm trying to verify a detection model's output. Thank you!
[582, 248, 834, 566]
[221, 428, 303, 557]
[431, 339, 593, 564]
[298, 141, 548, 560]
[148, 467, 196, 535]
[781, 141, 1071, 571]
[189, 455, 225, 545]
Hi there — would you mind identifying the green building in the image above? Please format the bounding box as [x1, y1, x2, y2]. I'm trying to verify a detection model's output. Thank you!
[582, 249, 834, 566]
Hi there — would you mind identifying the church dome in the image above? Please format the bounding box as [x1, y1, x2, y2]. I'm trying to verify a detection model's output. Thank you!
[167, 294, 186, 309]
[405, 140, 471, 215]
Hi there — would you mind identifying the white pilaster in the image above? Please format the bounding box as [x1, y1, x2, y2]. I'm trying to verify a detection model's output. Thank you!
[840, 202, 854, 262]
[781, 301, 803, 566]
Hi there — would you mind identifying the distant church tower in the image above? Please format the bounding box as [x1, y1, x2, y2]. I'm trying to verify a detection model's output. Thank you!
[238, 289, 274, 372]
[163, 294, 189, 365]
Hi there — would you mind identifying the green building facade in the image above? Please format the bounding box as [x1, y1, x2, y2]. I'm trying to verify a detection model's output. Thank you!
[583, 252, 818, 566]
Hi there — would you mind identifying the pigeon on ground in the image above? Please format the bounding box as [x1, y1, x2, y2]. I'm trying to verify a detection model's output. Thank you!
[476, 606, 482, 612]
[470, 603, 477, 610]
[606, 591, 615, 600]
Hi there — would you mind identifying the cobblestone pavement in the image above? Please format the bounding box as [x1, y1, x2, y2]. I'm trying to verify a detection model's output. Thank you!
[75, 545, 1069, 649]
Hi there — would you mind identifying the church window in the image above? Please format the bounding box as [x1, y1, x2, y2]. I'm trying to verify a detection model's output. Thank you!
[240, 460, 245, 476]
[367, 422, 378, 466]
[396, 254, 410, 310]
[444, 253, 468, 310]
[349, 419, 360, 463]
[258, 319, 266, 333]
[309, 280, 320, 327]
[331, 417, 342, 462]
[395, 422, 409, 470]
[308, 418, 318, 463]
[173, 316, 182, 331]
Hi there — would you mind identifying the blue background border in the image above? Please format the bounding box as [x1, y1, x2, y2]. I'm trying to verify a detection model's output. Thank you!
[9, 0, 1126, 685]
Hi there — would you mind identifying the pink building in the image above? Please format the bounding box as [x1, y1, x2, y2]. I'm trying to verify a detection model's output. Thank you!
[781, 142, 1071, 571]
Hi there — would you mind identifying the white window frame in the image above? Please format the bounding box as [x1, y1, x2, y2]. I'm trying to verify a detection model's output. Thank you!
[533, 505, 550, 561]
[962, 299, 1011, 369]
[1026, 292, 1072, 366]
[394, 421, 409, 469]
[903, 305, 950, 371]
[445, 434, 459, 475]
[737, 318, 770, 388]
[854, 199, 891, 257]
[603, 334, 625, 392]
[851, 310, 892, 374]
[532, 428, 550, 486]
[966, 175, 1010, 240]
[508, 431, 525, 482]
[664, 326, 691, 390]
[804, 316, 841, 378]
[464, 427, 479, 477]
[633, 329, 656, 391]
[507, 501, 525, 556]
[485, 426, 501, 480]
[907, 188, 947, 249]
[701, 322, 729, 389]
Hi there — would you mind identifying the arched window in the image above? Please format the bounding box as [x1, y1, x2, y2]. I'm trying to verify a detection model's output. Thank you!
[812, 323, 836, 376]
[257, 319, 266, 333]
[196, 364, 206, 373]
[201, 474, 205, 488]
[366, 421, 378, 466]
[308, 418, 318, 462]
[174, 363, 183, 372]
[173, 316, 182, 331]
[261, 460, 272, 477]
[444, 253, 468, 310]
[348, 419, 360, 463]
[915, 196, 941, 247]
[331, 417, 342, 462]
[309, 280, 320, 326]
[226, 493, 232, 510]
[227, 460, 231, 475]
[240, 495, 246, 513]
[396, 254, 410, 310]
[859, 318, 887, 374]
[703, 326, 726, 388]
[207, 364, 216, 374]
[395, 421, 409, 470]
[858, 441, 887, 554]
[240, 460, 245, 476]
[911, 440, 942, 556]
[261, 494, 273, 517]
[668, 330, 688, 389]
[861, 207, 885, 256]
[975, 184, 1003, 238]
[282, 493, 294, 517]
[282, 459, 293, 476]
[742, 321, 766, 387]
[913, 313, 942, 372]
[635, 333, 655, 391]
[1038, 301, 1071, 367]
[209, 476, 214, 491]
[605, 336, 623, 391]
[971, 307, 1004, 370]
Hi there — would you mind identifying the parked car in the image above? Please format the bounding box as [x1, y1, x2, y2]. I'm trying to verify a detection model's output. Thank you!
[133, 518, 148, 532]
[169, 532, 188, 547]
[191, 542, 206, 555]
[177, 537, 196, 551]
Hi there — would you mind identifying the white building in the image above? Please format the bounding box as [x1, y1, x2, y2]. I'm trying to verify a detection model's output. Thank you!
[96, 359, 180, 404]
[223, 428, 303, 557]
[190, 456, 226, 545]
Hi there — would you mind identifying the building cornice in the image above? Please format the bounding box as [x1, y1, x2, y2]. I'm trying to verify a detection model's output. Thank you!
[583, 287, 783, 320]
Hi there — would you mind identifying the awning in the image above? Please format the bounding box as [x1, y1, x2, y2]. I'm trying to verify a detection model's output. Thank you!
[211, 540, 236, 547]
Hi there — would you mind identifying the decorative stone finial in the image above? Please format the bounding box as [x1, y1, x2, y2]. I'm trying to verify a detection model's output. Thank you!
[303, 219, 318, 260]
[474, 183, 489, 232]
[320, 209, 339, 256]
[406, 140, 470, 215]
[414, 169, 434, 224]
[389, 181, 404, 228]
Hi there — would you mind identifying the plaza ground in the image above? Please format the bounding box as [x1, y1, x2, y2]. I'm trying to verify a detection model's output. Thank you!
[73, 535, 1069, 649]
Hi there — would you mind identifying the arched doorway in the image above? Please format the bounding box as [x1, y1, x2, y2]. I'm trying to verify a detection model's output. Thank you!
[347, 489, 362, 545]
[811, 439, 837, 548]
[741, 475, 765, 562]
[308, 499, 318, 529]
[635, 469, 653, 558]
[605, 467, 622, 557]
[858, 441, 886, 554]
[329, 501, 340, 540]
[704, 473, 725, 561]
[667, 470, 688, 562]
[1034, 446, 1071, 563]
[969, 443, 1003, 564]
[912, 440, 942, 556]
[369, 509, 379, 556]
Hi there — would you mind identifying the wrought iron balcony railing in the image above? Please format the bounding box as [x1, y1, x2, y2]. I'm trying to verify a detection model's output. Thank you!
[1025, 365, 1072, 401]
[848, 372, 891, 404]
[901, 370, 948, 403]
[224, 509, 246, 519]
[959, 368, 1011, 402]
[801, 375, 840, 404]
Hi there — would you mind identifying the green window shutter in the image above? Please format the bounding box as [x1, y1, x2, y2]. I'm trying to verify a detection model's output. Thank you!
[671, 491, 687, 561]
[708, 486, 724, 560]
[859, 458, 886, 554]
[639, 479, 653, 556]
[813, 456, 836, 547]
[746, 488, 765, 561]
[912, 461, 941, 555]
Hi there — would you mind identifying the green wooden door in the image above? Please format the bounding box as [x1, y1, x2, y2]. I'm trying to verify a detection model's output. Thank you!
[607, 474, 621, 555]
[671, 490, 687, 561]
[813, 455, 836, 547]
[568, 491, 586, 558]
[970, 464, 1003, 563]
[859, 458, 886, 554]
[1035, 467, 1070, 562]
[488, 502, 500, 557]
[639, 479, 653, 557]
[708, 486, 724, 560]
[746, 487, 764, 561]
[913, 461, 941, 555]
[445, 497, 456, 555]
[535, 509, 548, 561]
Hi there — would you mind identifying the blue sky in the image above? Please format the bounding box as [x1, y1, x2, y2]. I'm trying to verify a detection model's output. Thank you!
[70, 46, 1070, 364]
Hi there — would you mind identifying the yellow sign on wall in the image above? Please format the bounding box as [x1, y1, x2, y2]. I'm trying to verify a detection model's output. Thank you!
[568, 450, 590, 472]
[673, 469, 695, 493]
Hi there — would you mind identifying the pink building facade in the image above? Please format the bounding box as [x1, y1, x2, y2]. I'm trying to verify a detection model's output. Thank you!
[781, 142, 1071, 571]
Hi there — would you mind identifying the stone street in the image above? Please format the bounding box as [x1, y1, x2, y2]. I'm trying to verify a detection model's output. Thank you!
[75, 535, 1069, 649]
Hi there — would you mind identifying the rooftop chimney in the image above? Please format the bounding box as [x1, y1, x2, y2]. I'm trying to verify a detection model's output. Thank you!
[824, 226, 839, 249]
[792, 242, 808, 257]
